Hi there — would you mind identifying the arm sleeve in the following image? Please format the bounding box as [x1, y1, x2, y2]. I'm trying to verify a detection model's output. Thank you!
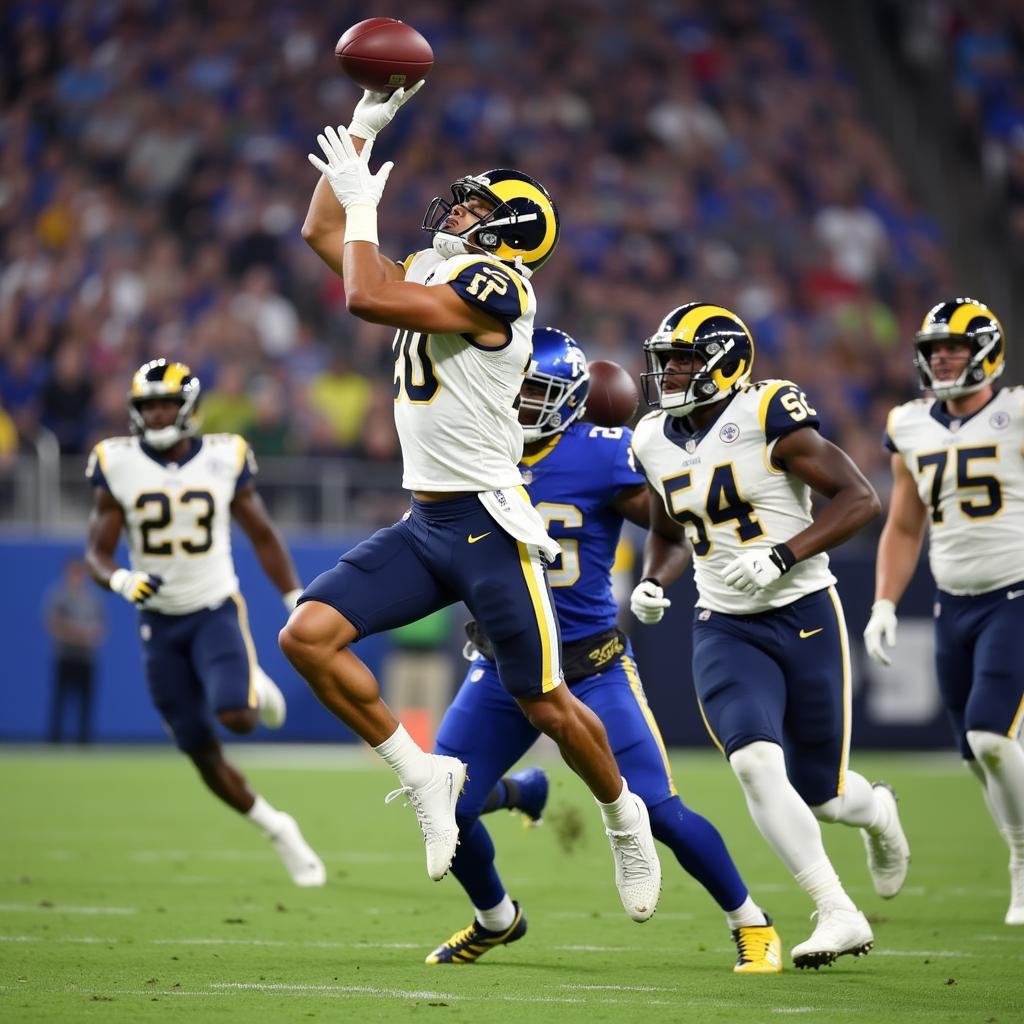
[882, 407, 898, 453]
[234, 439, 257, 495]
[85, 444, 111, 492]
[446, 260, 527, 324]
[762, 382, 822, 444]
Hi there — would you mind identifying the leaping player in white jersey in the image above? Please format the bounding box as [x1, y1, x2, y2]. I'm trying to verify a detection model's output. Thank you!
[628, 302, 910, 968]
[864, 298, 1024, 925]
[85, 359, 325, 888]
[282, 84, 661, 923]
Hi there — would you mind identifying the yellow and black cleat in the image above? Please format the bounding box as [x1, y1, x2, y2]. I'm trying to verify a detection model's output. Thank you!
[733, 917, 783, 974]
[425, 901, 527, 964]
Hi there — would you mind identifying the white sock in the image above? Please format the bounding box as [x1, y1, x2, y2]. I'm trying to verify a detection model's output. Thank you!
[967, 730, 1024, 829]
[475, 895, 516, 932]
[725, 895, 769, 930]
[812, 771, 885, 832]
[374, 724, 433, 789]
[967, 759, 1004, 828]
[795, 859, 857, 914]
[1003, 826, 1024, 867]
[729, 742, 830, 876]
[246, 794, 282, 834]
[597, 777, 640, 830]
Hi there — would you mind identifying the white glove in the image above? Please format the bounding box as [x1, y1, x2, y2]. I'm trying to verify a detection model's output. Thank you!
[631, 579, 671, 625]
[109, 568, 163, 607]
[282, 588, 303, 613]
[863, 598, 898, 667]
[722, 549, 784, 595]
[307, 128, 393, 210]
[348, 82, 424, 141]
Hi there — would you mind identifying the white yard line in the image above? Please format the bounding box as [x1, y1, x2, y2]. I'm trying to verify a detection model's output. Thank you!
[209, 981, 673, 1006]
[0, 903, 135, 915]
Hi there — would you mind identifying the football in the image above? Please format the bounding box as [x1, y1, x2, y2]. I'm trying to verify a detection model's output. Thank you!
[584, 360, 640, 428]
[335, 18, 434, 94]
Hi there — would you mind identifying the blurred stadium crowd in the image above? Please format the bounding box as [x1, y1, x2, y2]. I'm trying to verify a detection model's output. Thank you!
[1, 0, 1021, 496]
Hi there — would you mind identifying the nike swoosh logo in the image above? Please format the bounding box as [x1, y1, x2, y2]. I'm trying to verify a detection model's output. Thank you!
[799, 627, 824, 639]
[1008, 589, 1024, 600]
[467, 532, 492, 544]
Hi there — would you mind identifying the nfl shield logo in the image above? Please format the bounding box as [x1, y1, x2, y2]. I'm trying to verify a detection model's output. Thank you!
[685, 440, 697, 453]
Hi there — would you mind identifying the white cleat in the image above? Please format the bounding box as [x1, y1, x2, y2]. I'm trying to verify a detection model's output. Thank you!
[254, 666, 286, 729]
[862, 781, 910, 899]
[386, 754, 467, 881]
[605, 794, 661, 922]
[791, 906, 874, 969]
[267, 812, 326, 887]
[1005, 862, 1024, 925]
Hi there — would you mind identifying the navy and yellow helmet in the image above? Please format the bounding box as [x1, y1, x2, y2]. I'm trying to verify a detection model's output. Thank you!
[914, 298, 1005, 399]
[128, 359, 201, 449]
[423, 168, 559, 276]
[641, 303, 754, 418]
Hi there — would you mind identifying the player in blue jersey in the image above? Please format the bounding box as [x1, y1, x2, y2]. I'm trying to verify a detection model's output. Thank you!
[424, 328, 782, 973]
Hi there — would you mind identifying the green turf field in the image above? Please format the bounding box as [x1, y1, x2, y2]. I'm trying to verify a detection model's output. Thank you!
[1, 746, 1020, 1022]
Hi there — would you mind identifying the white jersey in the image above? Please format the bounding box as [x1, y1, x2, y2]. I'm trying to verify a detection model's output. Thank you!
[631, 380, 836, 614]
[394, 249, 536, 492]
[885, 387, 1024, 595]
[86, 433, 255, 615]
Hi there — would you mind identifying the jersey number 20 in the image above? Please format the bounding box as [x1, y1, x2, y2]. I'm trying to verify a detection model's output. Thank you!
[393, 330, 440, 403]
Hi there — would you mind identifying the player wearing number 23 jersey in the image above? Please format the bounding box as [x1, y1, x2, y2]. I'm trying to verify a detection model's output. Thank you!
[290, 84, 660, 915]
[630, 302, 910, 969]
[864, 298, 1024, 926]
[84, 359, 325, 888]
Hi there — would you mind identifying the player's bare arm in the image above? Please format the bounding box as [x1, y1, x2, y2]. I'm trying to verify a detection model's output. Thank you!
[641, 490, 692, 587]
[611, 484, 651, 529]
[302, 173, 403, 281]
[771, 426, 881, 560]
[343, 245, 508, 345]
[85, 487, 125, 588]
[874, 453, 929, 604]
[230, 482, 302, 600]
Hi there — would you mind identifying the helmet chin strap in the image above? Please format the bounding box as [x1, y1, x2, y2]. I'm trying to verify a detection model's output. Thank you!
[431, 229, 533, 277]
[143, 425, 185, 450]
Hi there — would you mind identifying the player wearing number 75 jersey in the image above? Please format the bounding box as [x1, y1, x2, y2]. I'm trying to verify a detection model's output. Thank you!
[84, 359, 325, 888]
[864, 298, 1024, 926]
[284, 85, 660, 917]
[630, 302, 910, 969]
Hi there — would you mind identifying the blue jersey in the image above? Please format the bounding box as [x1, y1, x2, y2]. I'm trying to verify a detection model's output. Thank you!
[520, 421, 645, 642]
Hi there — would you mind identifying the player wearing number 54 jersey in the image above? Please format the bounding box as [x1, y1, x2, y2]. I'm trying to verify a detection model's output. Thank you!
[84, 359, 325, 888]
[285, 84, 660, 918]
[630, 303, 910, 969]
[864, 298, 1024, 925]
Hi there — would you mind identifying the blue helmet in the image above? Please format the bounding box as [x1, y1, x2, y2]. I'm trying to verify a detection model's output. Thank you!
[520, 327, 590, 443]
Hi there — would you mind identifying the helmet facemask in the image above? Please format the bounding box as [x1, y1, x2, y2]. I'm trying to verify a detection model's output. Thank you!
[422, 171, 557, 277]
[128, 368, 201, 450]
[642, 335, 747, 418]
[914, 327, 1004, 400]
[519, 371, 589, 443]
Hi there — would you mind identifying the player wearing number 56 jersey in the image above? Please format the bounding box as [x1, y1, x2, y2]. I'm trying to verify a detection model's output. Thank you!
[630, 303, 910, 969]
[85, 359, 325, 888]
[286, 85, 660, 916]
[864, 298, 1024, 925]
